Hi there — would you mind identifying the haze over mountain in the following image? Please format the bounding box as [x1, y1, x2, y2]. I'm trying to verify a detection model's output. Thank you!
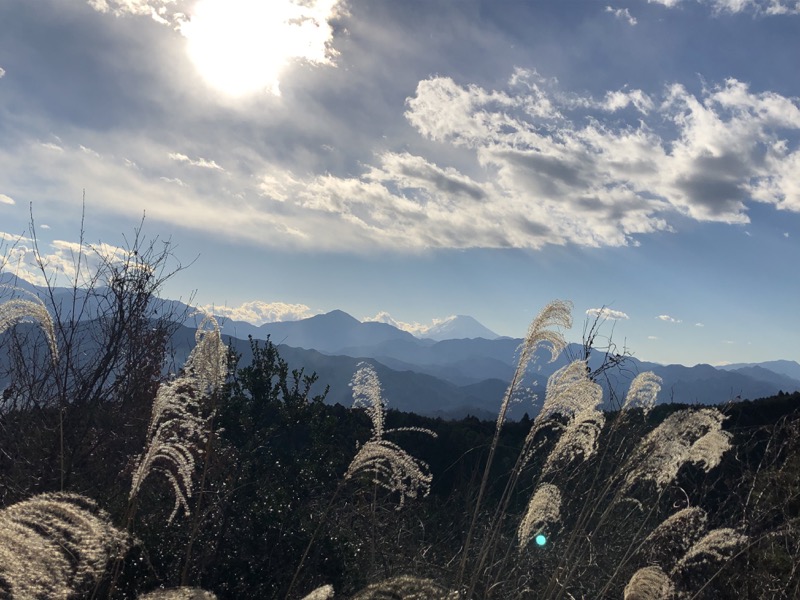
[2, 277, 798, 420]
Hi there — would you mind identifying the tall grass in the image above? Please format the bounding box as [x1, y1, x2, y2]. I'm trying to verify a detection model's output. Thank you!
[0, 291, 778, 598]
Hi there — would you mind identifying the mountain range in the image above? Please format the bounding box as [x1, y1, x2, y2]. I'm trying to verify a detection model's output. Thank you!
[2, 275, 798, 420]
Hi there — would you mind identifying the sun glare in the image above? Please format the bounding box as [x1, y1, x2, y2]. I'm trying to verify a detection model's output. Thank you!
[181, 0, 340, 97]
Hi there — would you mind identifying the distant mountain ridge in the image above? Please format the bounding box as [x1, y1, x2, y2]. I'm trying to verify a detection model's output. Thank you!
[421, 315, 500, 341]
[3, 276, 798, 419]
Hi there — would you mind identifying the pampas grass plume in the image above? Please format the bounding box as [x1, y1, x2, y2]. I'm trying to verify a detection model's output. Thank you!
[350, 575, 459, 599]
[623, 408, 731, 492]
[138, 588, 217, 599]
[300, 584, 334, 599]
[622, 372, 662, 416]
[130, 315, 227, 521]
[0, 492, 127, 599]
[518, 483, 561, 550]
[0, 296, 58, 361]
[624, 566, 673, 600]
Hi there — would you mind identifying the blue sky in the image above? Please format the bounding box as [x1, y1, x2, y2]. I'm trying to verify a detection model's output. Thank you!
[1, 0, 799, 366]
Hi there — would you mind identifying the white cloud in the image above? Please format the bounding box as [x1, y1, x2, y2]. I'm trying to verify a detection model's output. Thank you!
[4, 70, 800, 254]
[80, 145, 102, 158]
[0, 67, 5, 78]
[40, 224, 51, 230]
[159, 176, 187, 186]
[85, 0, 189, 27]
[645, 0, 800, 15]
[657, 314, 682, 323]
[586, 307, 630, 320]
[0, 194, 14, 205]
[180, 0, 344, 96]
[87, 0, 345, 96]
[695, 322, 705, 327]
[207, 300, 315, 325]
[362, 311, 453, 338]
[40, 142, 63, 152]
[605, 6, 638, 24]
[784, 232, 790, 237]
[647, 335, 660, 340]
[0, 234, 130, 287]
[169, 152, 223, 170]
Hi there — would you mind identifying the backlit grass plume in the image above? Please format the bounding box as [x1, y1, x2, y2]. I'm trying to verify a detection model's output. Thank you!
[0, 492, 127, 599]
[500, 300, 573, 429]
[672, 527, 748, 580]
[130, 315, 227, 522]
[518, 483, 562, 550]
[0, 293, 58, 361]
[138, 588, 217, 600]
[350, 575, 459, 599]
[299, 584, 334, 600]
[346, 363, 436, 506]
[622, 407, 732, 493]
[621, 371, 662, 416]
[624, 566, 673, 600]
[638, 506, 708, 569]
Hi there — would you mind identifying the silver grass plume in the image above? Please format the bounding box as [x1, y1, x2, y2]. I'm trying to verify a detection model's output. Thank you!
[350, 362, 386, 439]
[638, 506, 708, 570]
[541, 407, 605, 475]
[138, 588, 217, 599]
[0, 294, 58, 361]
[537, 360, 605, 474]
[624, 566, 673, 600]
[500, 300, 572, 428]
[518, 483, 561, 550]
[130, 315, 228, 522]
[538, 360, 601, 422]
[345, 439, 433, 506]
[0, 492, 128, 599]
[621, 372, 662, 416]
[671, 527, 748, 578]
[622, 408, 732, 492]
[300, 584, 334, 600]
[350, 575, 459, 600]
[346, 363, 436, 507]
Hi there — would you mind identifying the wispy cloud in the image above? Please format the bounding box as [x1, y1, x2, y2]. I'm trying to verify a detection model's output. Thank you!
[605, 6, 638, 25]
[206, 300, 315, 325]
[695, 322, 705, 327]
[644, 0, 800, 15]
[0, 234, 130, 286]
[363, 311, 455, 338]
[586, 307, 630, 320]
[648, 335, 660, 340]
[0, 194, 15, 205]
[0, 66, 5, 78]
[168, 152, 224, 171]
[657, 315, 682, 323]
[4, 56, 800, 253]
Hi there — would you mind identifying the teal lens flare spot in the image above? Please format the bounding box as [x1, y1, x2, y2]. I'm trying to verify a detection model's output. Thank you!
[535, 534, 547, 546]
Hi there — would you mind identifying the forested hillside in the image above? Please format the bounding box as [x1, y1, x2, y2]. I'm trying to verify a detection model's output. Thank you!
[0, 260, 798, 599]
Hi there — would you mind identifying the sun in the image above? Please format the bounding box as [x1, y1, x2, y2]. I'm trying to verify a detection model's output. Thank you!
[180, 0, 340, 97]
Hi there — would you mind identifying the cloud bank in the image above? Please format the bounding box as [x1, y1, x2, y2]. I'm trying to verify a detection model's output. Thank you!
[644, 0, 800, 15]
[206, 300, 315, 325]
[587, 307, 630, 320]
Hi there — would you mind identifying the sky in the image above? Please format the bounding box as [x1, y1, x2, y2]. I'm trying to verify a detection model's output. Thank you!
[1, 0, 799, 367]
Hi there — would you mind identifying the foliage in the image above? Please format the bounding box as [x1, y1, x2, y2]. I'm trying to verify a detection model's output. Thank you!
[0, 256, 799, 599]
